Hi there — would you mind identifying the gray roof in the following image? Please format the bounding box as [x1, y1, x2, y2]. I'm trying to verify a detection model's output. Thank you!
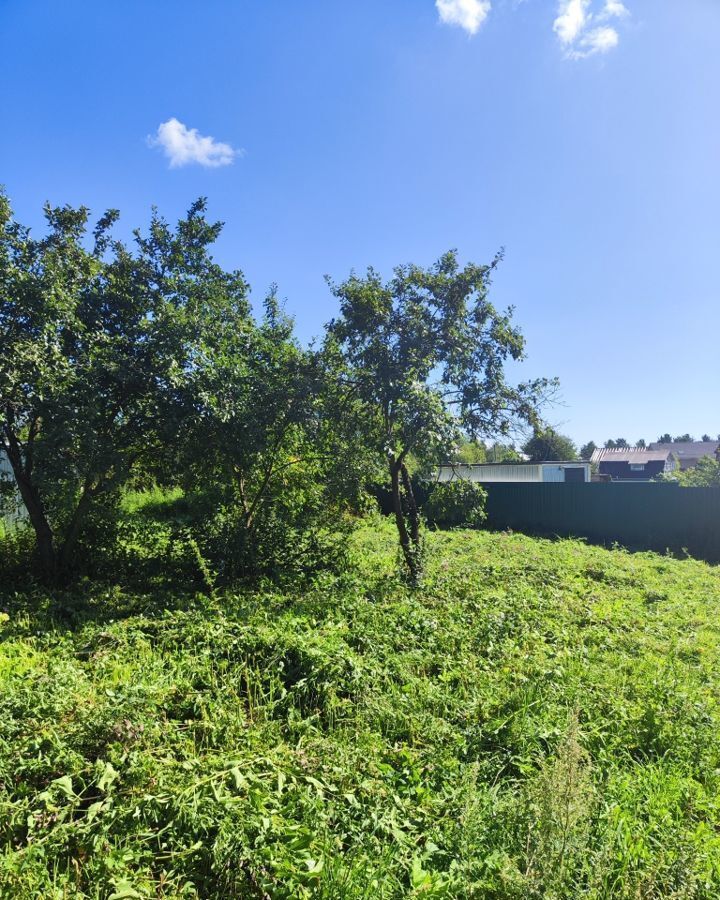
[648, 441, 719, 460]
[591, 447, 675, 464]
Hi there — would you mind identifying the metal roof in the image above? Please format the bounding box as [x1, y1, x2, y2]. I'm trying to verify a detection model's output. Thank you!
[591, 448, 675, 464]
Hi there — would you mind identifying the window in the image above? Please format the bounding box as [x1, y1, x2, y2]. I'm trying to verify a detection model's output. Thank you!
[630, 463, 645, 471]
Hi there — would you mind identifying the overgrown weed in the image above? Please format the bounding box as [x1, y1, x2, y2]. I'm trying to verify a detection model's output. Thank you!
[2, 520, 720, 897]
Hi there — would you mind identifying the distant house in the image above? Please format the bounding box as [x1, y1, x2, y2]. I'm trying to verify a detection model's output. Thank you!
[648, 441, 720, 471]
[590, 447, 677, 482]
[436, 461, 591, 484]
[1, 449, 25, 526]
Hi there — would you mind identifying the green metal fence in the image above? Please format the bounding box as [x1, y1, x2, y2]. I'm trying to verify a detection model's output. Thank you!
[482, 483, 720, 563]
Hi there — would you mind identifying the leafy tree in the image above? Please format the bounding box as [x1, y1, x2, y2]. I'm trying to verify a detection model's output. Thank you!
[523, 428, 577, 462]
[674, 433, 694, 443]
[453, 436, 487, 465]
[0, 193, 248, 581]
[486, 442, 523, 463]
[661, 456, 720, 487]
[605, 438, 629, 449]
[702, 434, 712, 443]
[326, 250, 554, 583]
[451, 439, 519, 465]
[636, 439, 647, 449]
[580, 441, 597, 461]
[178, 293, 371, 580]
[657, 433, 673, 444]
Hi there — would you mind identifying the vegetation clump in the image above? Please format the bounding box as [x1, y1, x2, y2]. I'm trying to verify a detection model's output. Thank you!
[424, 480, 488, 530]
[2, 517, 720, 898]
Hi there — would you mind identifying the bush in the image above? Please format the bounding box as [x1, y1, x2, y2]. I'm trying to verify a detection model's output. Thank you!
[424, 480, 487, 529]
[660, 456, 720, 487]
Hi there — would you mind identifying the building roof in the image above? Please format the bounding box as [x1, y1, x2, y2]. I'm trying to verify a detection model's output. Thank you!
[439, 461, 589, 469]
[648, 441, 719, 460]
[591, 447, 675, 465]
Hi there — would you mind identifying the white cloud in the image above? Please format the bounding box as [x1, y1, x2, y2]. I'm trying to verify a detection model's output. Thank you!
[567, 25, 619, 58]
[583, 25, 619, 52]
[553, 0, 589, 45]
[601, 0, 629, 18]
[148, 118, 239, 168]
[553, 0, 629, 58]
[436, 0, 491, 35]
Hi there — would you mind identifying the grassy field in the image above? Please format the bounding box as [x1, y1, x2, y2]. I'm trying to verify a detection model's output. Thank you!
[2, 518, 720, 898]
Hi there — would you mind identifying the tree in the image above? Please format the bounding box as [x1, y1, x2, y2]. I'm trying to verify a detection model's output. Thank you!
[326, 251, 554, 583]
[0, 194, 248, 581]
[702, 434, 712, 443]
[605, 438, 629, 449]
[452, 436, 487, 465]
[523, 428, 577, 462]
[453, 439, 519, 465]
[486, 442, 522, 463]
[178, 293, 371, 579]
[657, 433, 673, 444]
[636, 439, 647, 448]
[580, 441, 597, 460]
[674, 433, 694, 443]
[661, 456, 720, 487]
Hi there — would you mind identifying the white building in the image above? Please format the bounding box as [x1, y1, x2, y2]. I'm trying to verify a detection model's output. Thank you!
[436, 461, 591, 484]
[0, 450, 25, 526]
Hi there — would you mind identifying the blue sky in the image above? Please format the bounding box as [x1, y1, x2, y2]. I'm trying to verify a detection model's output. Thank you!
[1, 0, 719, 446]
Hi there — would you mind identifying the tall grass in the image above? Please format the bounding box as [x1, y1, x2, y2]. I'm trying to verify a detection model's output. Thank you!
[1, 519, 720, 897]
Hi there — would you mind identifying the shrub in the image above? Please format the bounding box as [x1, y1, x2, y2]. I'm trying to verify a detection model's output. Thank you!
[660, 456, 720, 487]
[424, 480, 487, 529]
[187, 464, 370, 585]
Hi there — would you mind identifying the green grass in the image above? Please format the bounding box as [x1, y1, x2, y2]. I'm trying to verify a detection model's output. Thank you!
[2, 520, 720, 897]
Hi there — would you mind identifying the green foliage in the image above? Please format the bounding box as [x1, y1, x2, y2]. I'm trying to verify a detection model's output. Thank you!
[0, 193, 249, 582]
[579, 441, 597, 461]
[0, 194, 373, 585]
[452, 436, 488, 465]
[661, 456, 720, 487]
[444, 438, 521, 466]
[485, 442, 523, 463]
[523, 428, 577, 462]
[2, 523, 720, 897]
[424, 480, 487, 529]
[176, 293, 373, 582]
[327, 250, 555, 583]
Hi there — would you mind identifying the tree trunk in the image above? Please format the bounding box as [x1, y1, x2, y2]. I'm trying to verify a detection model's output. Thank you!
[400, 463, 420, 546]
[389, 457, 421, 585]
[57, 484, 95, 575]
[3, 447, 57, 580]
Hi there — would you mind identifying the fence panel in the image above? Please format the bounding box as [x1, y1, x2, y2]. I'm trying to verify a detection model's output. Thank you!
[482, 483, 720, 563]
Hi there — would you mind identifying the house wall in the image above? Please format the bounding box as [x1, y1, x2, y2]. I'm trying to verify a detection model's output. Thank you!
[437, 464, 543, 483]
[540, 465, 590, 483]
[0, 451, 25, 526]
[437, 463, 590, 484]
[598, 460, 667, 481]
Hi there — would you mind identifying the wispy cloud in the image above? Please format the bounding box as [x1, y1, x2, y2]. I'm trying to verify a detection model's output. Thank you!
[601, 0, 629, 19]
[554, 0, 629, 59]
[148, 118, 239, 168]
[436, 0, 492, 35]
